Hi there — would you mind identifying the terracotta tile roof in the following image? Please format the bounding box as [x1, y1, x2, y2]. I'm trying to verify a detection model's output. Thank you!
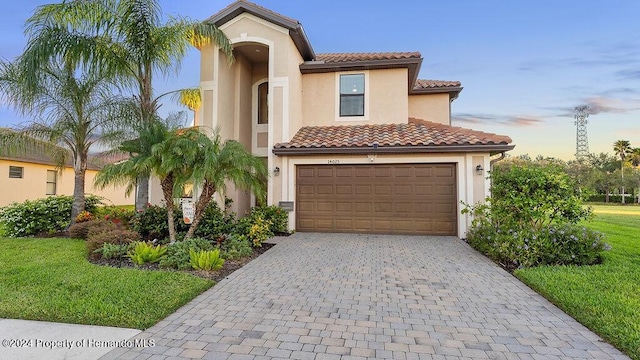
[414, 79, 462, 89]
[316, 52, 422, 63]
[274, 118, 512, 151]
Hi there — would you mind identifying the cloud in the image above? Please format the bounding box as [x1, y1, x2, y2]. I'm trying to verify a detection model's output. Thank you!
[452, 113, 544, 127]
[599, 87, 638, 96]
[519, 41, 640, 73]
[551, 97, 640, 118]
[614, 69, 640, 80]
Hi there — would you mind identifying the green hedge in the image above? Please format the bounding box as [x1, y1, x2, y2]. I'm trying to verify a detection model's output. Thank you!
[0, 195, 102, 237]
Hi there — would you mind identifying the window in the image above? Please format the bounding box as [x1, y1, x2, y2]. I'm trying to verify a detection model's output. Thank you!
[46, 170, 57, 195]
[340, 74, 365, 117]
[181, 181, 194, 198]
[257, 82, 268, 124]
[9, 166, 23, 179]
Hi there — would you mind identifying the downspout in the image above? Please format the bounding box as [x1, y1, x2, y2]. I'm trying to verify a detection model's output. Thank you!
[490, 151, 506, 168]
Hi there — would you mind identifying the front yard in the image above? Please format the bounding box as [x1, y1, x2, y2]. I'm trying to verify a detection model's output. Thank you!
[516, 205, 640, 359]
[0, 238, 213, 329]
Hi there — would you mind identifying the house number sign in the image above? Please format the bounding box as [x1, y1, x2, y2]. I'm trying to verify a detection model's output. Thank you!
[327, 159, 339, 164]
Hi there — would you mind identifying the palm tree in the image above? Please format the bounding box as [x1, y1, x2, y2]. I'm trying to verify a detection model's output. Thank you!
[182, 128, 267, 240]
[20, 0, 234, 211]
[0, 59, 132, 224]
[629, 148, 640, 167]
[96, 125, 266, 242]
[613, 140, 632, 204]
[95, 113, 186, 241]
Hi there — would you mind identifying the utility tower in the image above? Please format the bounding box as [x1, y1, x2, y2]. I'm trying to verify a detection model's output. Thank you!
[574, 105, 590, 160]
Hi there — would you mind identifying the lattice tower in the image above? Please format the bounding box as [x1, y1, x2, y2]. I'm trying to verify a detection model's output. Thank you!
[574, 105, 590, 160]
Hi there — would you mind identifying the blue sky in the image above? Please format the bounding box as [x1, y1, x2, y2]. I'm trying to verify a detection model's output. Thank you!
[1, 0, 639, 160]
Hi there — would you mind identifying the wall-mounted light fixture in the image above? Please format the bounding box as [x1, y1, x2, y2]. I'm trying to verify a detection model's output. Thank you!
[274, 167, 280, 176]
[475, 164, 484, 176]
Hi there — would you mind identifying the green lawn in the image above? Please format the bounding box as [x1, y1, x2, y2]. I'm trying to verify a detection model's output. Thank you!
[0, 238, 213, 329]
[515, 205, 640, 359]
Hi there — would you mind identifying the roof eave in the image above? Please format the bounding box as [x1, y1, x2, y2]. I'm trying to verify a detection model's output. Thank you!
[273, 144, 515, 156]
[300, 57, 422, 92]
[206, 1, 315, 61]
[411, 86, 464, 100]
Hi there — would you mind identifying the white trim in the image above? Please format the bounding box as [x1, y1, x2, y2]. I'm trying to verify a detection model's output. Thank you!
[335, 70, 370, 122]
[283, 154, 470, 236]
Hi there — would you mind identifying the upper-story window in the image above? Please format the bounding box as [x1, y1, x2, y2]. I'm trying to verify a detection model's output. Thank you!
[339, 74, 365, 117]
[9, 166, 23, 179]
[257, 82, 268, 124]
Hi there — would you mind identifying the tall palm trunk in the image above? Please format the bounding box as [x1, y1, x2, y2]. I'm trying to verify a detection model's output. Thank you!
[136, 175, 149, 211]
[160, 173, 177, 243]
[621, 165, 625, 204]
[71, 167, 86, 225]
[184, 181, 216, 240]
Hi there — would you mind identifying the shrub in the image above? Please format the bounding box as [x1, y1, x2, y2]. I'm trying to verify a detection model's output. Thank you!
[189, 248, 224, 271]
[250, 206, 288, 234]
[464, 164, 608, 269]
[95, 206, 135, 228]
[131, 205, 188, 242]
[86, 229, 139, 259]
[93, 243, 131, 260]
[68, 219, 116, 240]
[193, 202, 236, 239]
[219, 233, 253, 260]
[128, 242, 167, 265]
[466, 222, 608, 270]
[159, 238, 214, 270]
[75, 210, 95, 223]
[0, 195, 102, 237]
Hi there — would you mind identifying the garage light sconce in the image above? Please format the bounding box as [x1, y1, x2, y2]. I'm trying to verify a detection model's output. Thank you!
[475, 164, 484, 175]
[274, 167, 280, 176]
[367, 154, 377, 162]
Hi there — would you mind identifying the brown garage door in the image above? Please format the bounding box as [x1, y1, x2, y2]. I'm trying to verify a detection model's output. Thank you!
[296, 164, 457, 235]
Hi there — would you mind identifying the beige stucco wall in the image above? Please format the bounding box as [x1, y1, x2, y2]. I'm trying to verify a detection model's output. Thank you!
[0, 160, 132, 207]
[300, 68, 409, 131]
[408, 93, 451, 125]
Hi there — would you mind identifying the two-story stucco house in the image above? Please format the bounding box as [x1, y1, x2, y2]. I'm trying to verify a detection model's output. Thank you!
[195, 1, 514, 237]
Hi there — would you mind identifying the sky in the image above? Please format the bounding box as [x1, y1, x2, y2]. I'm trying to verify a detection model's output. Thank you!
[1, 0, 639, 160]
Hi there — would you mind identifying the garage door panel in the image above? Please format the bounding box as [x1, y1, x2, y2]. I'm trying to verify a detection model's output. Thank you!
[354, 202, 373, 214]
[316, 202, 333, 212]
[415, 184, 433, 195]
[355, 185, 372, 195]
[375, 184, 392, 195]
[336, 185, 353, 195]
[335, 167, 352, 177]
[374, 220, 392, 231]
[335, 202, 352, 212]
[374, 202, 392, 213]
[296, 164, 457, 235]
[394, 185, 412, 195]
[354, 219, 373, 231]
[335, 219, 353, 231]
[374, 167, 392, 177]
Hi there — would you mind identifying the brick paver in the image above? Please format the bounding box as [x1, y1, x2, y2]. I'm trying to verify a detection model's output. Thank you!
[100, 233, 629, 359]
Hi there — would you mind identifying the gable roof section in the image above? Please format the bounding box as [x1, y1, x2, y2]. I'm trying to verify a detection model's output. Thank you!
[413, 79, 463, 99]
[205, 0, 315, 60]
[273, 118, 513, 155]
[301, 52, 423, 93]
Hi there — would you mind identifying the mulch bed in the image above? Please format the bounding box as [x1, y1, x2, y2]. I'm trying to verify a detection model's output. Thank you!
[88, 243, 275, 283]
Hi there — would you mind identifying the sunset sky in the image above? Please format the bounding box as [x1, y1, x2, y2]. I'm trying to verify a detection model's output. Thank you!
[1, 0, 639, 160]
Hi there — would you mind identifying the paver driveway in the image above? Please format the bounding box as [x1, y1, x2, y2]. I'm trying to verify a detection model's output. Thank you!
[102, 233, 628, 360]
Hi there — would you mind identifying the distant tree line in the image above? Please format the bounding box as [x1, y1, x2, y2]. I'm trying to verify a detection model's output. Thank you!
[498, 140, 640, 204]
